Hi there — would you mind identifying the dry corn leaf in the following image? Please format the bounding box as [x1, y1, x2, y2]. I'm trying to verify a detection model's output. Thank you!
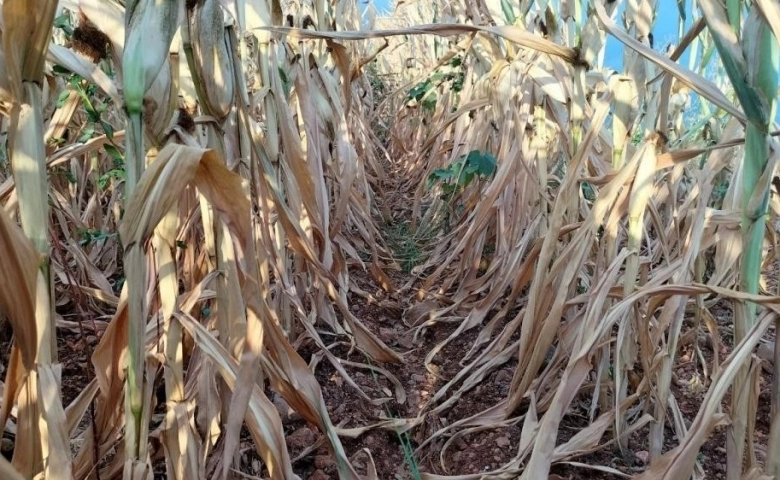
[255, 300, 365, 479]
[64, 378, 98, 437]
[1, 0, 58, 92]
[592, 0, 746, 123]
[0, 457, 24, 480]
[0, 200, 40, 369]
[559, 462, 631, 478]
[37, 365, 74, 480]
[254, 23, 582, 65]
[159, 401, 204, 480]
[119, 145, 250, 254]
[173, 312, 297, 480]
[83, 294, 128, 480]
[521, 248, 632, 479]
[43, 89, 80, 148]
[0, 347, 25, 445]
[118, 143, 365, 477]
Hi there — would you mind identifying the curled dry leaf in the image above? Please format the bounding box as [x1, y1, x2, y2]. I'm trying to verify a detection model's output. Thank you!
[37, 365, 74, 480]
[173, 312, 298, 480]
[591, 0, 746, 123]
[252, 23, 582, 65]
[0, 201, 40, 370]
[0, 457, 24, 480]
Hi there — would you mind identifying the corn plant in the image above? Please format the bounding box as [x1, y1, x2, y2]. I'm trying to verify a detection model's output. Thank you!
[0, 1, 62, 478]
[696, 1, 779, 477]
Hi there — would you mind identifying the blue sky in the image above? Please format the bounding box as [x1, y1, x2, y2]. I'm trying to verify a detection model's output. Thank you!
[366, 0, 392, 14]
[363, 0, 694, 71]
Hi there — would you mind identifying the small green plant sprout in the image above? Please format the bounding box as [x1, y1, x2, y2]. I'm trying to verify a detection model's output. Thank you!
[425, 149, 498, 200]
[77, 227, 115, 246]
[406, 55, 466, 112]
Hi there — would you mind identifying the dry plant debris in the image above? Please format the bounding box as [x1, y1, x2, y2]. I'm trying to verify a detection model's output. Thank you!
[0, 0, 779, 479]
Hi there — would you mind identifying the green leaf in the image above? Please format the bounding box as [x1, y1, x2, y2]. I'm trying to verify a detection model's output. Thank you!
[114, 277, 125, 294]
[98, 169, 125, 190]
[56, 90, 71, 109]
[452, 74, 465, 92]
[78, 125, 95, 143]
[53, 13, 73, 36]
[581, 182, 596, 201]
[77, 228, 114, 246]
[52, 64, 72, 75]
[449, 161, 464, 178]
[431, 168, 453, 181]
[104, 144, 124, 164]
[475, 152, 497, 177]
[460, 171, 477, 186]
[102, 121, 115, 140]
[408, 80, 432, 101]
[422, 94, 437, 111]
[463, 152, 481, 176]
[501, 0, 517, 24]
[85, 108, 100, 124]
[427, 167, 454, 187]
[463, 150, 497, 179]
[67, 74, 86, 88]
[441, 183, 457, 196]
[55, 167, 77, 184]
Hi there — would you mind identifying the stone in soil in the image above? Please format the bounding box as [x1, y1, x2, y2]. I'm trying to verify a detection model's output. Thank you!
[379, 327, 395, 343]
[397, 332, 416, 348]
[286, 426, 315, 450]
[758, 341, 774, 372]
[494, 368, 513, 384]
[310, 469, 330, 480]
[315, 454, 336, 470]
[1, 438, 13, 456]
